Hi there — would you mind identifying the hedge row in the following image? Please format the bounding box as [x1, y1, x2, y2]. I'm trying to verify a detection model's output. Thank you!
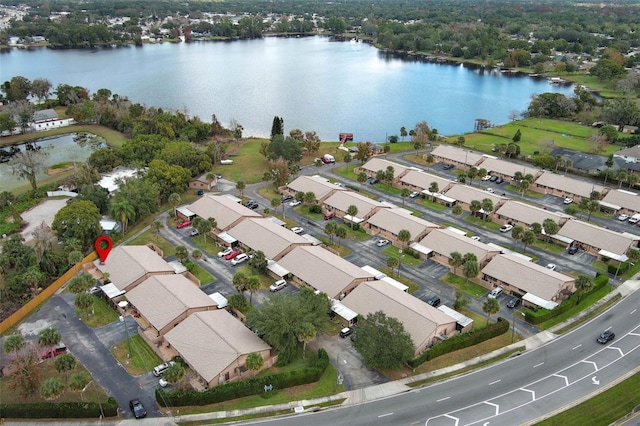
[0, 398, 118, 418]
[408, 318, 509, 368]
[523, 274, 609, 325]
[157, 349, 329, 407]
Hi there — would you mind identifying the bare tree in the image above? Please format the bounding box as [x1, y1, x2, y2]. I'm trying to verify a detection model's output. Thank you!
[8, 148, 50, 191]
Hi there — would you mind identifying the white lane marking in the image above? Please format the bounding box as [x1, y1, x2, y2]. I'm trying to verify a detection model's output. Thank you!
[489, 380, 501, 385]
[592, 376, 599, 385]
[631, 309, 637, 315]
[572, 344, 582, 350]
[437, 396, 451, 402]
[533, 362, 544, 368]
[378, 412, 393, 418]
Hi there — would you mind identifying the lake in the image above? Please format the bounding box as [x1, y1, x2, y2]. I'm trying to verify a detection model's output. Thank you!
[0, 36, 575, 141]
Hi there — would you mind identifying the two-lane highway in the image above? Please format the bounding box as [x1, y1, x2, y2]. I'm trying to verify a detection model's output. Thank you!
[244, 286, 640, 426]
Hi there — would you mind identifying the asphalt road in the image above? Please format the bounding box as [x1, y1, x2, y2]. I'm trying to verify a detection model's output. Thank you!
[242, 287, 640, 426]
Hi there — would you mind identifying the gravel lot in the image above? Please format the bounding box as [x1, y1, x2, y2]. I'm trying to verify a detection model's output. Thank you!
[18, 198, 70, 242]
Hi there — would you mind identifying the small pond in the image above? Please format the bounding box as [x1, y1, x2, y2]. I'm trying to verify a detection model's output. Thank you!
[0, 133, 105, 192]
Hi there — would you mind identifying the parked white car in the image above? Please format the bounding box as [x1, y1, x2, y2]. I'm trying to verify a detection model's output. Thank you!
[618, 214, 629, 221]
[376, 239, 390, 247]
[500, 224, 513, 233]
[564, 198, 574, 204]
[409, 191, 420, 198]
[231, 253, 249, 265]
[546, 263, 557, 271]
[481, 175, 492, 181]
[217, 247, 233, 258]
[291, 227, 304, 234]
[288, 200, 301, 207]
[269, 279, 287, 292]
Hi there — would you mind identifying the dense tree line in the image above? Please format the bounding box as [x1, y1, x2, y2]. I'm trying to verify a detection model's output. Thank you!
[2, 0, 640, 69]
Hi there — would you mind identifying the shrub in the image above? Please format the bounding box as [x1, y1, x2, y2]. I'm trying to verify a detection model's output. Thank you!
[409, 318, 509, 368]
[0, 398, 118, 418]
[309, 204, 322, 214]
[157, 349, 329, 407]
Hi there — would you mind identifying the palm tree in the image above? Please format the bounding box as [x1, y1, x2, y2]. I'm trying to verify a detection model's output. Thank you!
[68, 273, 94, 294]
[542, 219, 559, 244]
[511, 225, 524, 246]
[233, 271, 247, 294]
[387, 256, 399, 277]
[575, 275, 593, 304]
[481, 198, 494, 221]
[483, 298, 501, 324]
[245, 352, 264, 378]
[428, 182, 439, 201]
[304, 191, 316, 205]
[448, 251, 463, 275]
[357, 172, 368, 188]
[346, 205, 358, 228]
[38, 327, 62, 349]
[245, 276, 260, 305]
[236, 181, 246, 198]
[617, 170, 628, 188]
[400, 188, 410, 206]
[336, 226, 348, 247]
[109, 200, 136, 236]
[522, 230, 536, 253]
[469, 200, 482, 218]
[398, 229, 411, 252]
[271, 197, 282, 218]
[175, 245, 189, 262]
[151, 220, 162, 240]
[3, 334, 26, 356]
[324, 221, 337, 244]
[168, 193, 181, 219]
[297, 322, 317, 359]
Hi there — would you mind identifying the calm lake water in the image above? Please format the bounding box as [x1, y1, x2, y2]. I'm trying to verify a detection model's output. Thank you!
[0, 36, 575, 141]
[0, 134, 103, 191]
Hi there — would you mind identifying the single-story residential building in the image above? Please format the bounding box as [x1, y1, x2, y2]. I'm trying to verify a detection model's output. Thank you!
[494, 200, 570, 228]
[163, 311, 275, 388]
[225, 217, 310, 260]
[414, 228, 501, 268]
[126, 274, 217, 338]
[340, 281, 460, 355]
[276, 246, 374, 299]
[399, 169, 454, 194]
[283, 175, 346, 204]
[189, 173, 217, 191]
[600, 189, 640, 215]
[355, 158, 413, 182]
[85, 245, 174, 293]
[532, 172, 605, 202]
[31, 109, 75, 131]
[188, 194, 261, 231]
[477, 157, 541, 181]
[429, 145, 486, 169]
[364, 207, 439, 244]
[323, 191, 389, 223]
[555, 219, 640, 260]
[481, 254, 576, 308]
[441, 184, 505, 212]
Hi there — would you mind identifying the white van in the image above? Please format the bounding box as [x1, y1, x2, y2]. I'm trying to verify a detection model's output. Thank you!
[629, 213, 640, 224]
[152, 361, 175, 376]
[488, 286, 503, 299]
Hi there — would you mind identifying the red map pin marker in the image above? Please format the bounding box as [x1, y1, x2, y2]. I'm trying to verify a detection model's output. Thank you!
[95, 235, 113, 264]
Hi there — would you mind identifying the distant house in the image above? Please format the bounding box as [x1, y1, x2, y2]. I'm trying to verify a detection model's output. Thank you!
[442, 184, 506, 212]
[554, 219, 639, 260]
[225, 217, 310, 260]
[399, 169, 455, 194]
[31, 109, 74, 131]
[476, 157, 541, 181]
[355, 158, 413, 182]
[600, 189, 640, 215]
[189, 173, 217, 191]
[323, 191, 389, 223]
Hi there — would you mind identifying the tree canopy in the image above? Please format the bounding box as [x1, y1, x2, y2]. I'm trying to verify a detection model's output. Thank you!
[353, 310, 415, 370]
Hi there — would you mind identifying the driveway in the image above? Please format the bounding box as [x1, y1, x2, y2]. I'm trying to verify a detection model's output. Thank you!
[18, 198, 69, 242]
[310, 334, 388, 391]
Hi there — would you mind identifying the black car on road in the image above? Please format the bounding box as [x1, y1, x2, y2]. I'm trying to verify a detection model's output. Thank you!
[129, 399, 147, 419]
[597, 330, 615, 344]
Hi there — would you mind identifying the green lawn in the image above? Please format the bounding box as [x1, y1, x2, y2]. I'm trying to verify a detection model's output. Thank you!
[127, 229, 176, 257]
[111, 335, 163, 376]
[189, 262, 216, 285]
[536, 370, 640, 426]
[416, 197, 449, 211]
[76, 296, 120, 328]
[443, 273, 488, 298]
[537, 285, 614, 329]
[381, 246, 423, 267]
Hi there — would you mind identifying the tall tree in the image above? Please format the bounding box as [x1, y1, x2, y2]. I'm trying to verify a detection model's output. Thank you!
[346, 205, 358, 228]
[75, 292, 95, 315]
[38, 327, 62, 349]
[297, 322, 317, 359]
[3, 334, 26, 356]
[52, 200, 102, 251]
[245, 275, 261, 305]
[245, 352, 264, 378]
[8, 148, 49, 191]
[352, 311, 415, 370]
[54, 353, 76, 384]
[575, 275, 593, 304]
[236, 181, 246, 198]
[168, 193, 181, 219]
[109, 200, 136, 236]
[400, 188, 410, 206]
[521, 230, 536, 253]
[335, 225, 348, 247]
[448, 251, 463, 275]
[270, 116, 284, 138]
[482, 298, 501, 324]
